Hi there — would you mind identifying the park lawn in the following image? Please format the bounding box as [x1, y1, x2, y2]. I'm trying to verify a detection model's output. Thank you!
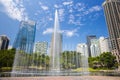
[72, 68, 114, 72]
[0, 67, 12, 72]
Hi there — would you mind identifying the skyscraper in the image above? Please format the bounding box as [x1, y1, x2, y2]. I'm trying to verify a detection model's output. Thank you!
[13, 20, 36, 53]
[76, 43, 89, 73]
[99, 36, 111, 53]
[76, 43, 88, 58]
[90, 39, 100, 57]
[34, 41, 48, 54]
[103, 0, 120, 63]
[0, 35, 9, 50]
[87, 35, 97, 57]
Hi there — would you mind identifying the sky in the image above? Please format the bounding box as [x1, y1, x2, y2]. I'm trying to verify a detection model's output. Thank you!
[0, 0, 108, 50]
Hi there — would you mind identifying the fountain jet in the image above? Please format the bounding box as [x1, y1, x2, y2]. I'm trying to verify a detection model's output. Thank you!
[50, 10, 62, 71]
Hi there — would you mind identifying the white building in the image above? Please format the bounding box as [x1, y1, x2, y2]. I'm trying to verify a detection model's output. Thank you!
[90, 39, 100, 57]
[34, 41, 48, 54]
[76, 43, 88, 57]
[99, 36, 111, 53]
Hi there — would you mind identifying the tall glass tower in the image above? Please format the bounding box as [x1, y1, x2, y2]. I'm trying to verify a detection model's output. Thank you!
[13, 20, 36, 53]
[103, 0, 120, 63]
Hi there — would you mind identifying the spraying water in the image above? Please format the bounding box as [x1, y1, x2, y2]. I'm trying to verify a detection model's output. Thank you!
[50, 10, 62, 71]
[11, 10, 89, 76]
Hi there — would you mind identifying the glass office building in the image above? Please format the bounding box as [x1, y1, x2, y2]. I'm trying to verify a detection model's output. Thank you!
[13, 20, 36, 53]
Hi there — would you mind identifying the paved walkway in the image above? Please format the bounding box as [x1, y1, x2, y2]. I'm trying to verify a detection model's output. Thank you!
[0, 76, 120, 80]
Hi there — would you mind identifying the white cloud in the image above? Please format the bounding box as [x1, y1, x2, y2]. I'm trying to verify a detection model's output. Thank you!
[68, 14, 75, 24]
[38, 1, 42, 5]
[38, 1, 49, 11]
[43, 27, 79, 37]
[69, 20, 83, 26]
[58, 9, 65, 21]
[43, 28, 62, 35]
[74, 3, 85, 12]
[43, 28, 53, 35]
[0, 0, 28, 21]
[69, 8, 73, 13]
[68, 14, 83, 26]
[63, 1, 73, 6]
[90, 6, 102, 11]
[54, 4, 63, 9]
[58, 9, 64, 16]
[41, 5, 49, 10]
[65, 31, 75, 37]
[84, 5, 102, 15]
[88, 5, 102, 13]
[74, 20, 83, 26]
[48, 17, 53, 21]
[54, 4, 59, 8]
[64, 28, 79, 37]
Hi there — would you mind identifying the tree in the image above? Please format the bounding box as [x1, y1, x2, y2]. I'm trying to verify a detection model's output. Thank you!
[99, 52, 117, 69]
[88, 56, 101, 69]
[0, 49, 15, 69]
[61, 51, 81, 69]
[89, 52, 118, 69]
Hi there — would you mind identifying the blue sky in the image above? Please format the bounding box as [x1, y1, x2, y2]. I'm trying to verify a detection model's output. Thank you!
[0, 0, 108, 50]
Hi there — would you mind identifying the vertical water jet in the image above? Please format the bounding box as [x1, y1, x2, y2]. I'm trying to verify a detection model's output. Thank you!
[50, 10, 62, 71]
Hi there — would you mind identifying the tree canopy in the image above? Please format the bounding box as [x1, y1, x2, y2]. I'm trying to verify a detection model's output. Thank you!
[88, 52, 118, 69]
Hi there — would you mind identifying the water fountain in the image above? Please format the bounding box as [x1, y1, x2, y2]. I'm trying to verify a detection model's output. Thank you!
[10, 10, 89, 77]
[50, 10, 61, 71]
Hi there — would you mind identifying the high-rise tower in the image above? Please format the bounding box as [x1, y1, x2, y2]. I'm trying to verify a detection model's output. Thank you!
[90, 39, 100, 57]
[76, 43, 88, 58]
[50, 10, 62, 71]
[99, 37, 111, 53]
[13, 20, 36, 53]
[87, 35, 97, 57]
[0, 35, 9, 50]
[103, 0, 120, 63]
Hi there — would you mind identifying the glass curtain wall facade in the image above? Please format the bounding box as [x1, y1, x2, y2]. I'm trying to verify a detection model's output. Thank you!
[13, 20, 36, 53]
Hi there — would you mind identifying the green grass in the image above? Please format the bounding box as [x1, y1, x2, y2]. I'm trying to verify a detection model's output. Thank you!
[72, 68, 113, 72]
[0, 67, 12, 72]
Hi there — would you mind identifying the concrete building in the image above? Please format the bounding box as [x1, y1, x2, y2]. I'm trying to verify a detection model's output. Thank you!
[99, 36, 111, 53]
[87, 35, 97, 57]
[34, 41, 48, 54]
[0, 35, 9, 50]
[76, 43, 88, 57]
[103, 0, 120, 63]
[90, 39, 100, 57]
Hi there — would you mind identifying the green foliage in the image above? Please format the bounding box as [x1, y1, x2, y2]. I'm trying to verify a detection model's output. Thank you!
[88, 56, 101, 69]
[22, 53, 50, 70]
[0, 49, 50, 71]
[0, 49, 118, 71]
[99, 52, 117, 69]
[88, 52, 118, 69]
[61, 51, 81, 69]
[0, 49, 15, 68]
